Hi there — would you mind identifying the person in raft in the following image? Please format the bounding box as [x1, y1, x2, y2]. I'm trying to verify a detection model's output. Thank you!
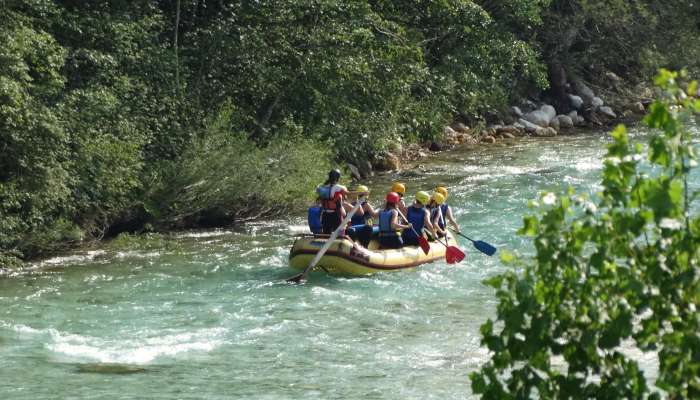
[434, 186, 460, 233]
[346, 185, 377, 247]
[307, 198, 322, 234]
[401, 191, 436, 246]
[378, 192, 412, 249]
[391, 182, 408, 216]
[428, 191, 447, 238]
[316, 169, 350, 234]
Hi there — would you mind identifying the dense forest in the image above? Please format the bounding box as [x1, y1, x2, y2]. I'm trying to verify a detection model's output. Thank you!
[2, 0, 699, 264]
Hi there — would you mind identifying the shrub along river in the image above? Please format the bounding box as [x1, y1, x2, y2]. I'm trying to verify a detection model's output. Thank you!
[1, 125, 695, 399]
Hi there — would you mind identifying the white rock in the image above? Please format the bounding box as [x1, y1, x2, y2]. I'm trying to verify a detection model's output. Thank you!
[523, 110, 550, 127]
[568, 94, 584, 110]
[511, 106, 523, 117]
[557, 115, 574, 129]
[518, 118, 540, 133]
[592, 97, 604, 108]
[541, 104, 557, 121]
[599, 106, 617, 118]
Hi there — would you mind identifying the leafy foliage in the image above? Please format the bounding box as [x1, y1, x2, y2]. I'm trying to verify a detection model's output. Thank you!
[471, 70, 700, 399]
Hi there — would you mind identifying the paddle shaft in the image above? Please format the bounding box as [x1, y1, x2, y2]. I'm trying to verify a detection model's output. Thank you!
[287, 201, 362, 283]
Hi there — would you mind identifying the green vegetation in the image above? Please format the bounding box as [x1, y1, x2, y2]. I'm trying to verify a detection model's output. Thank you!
[471, 71, 699, 398]
[1, 1, 699, 262]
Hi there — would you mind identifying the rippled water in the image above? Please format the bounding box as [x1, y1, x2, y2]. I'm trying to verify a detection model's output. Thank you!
[1, 126, 695, 399]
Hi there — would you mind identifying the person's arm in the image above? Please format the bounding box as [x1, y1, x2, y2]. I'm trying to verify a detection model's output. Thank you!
[398, 200, 407, 216]
[364, 202, 378, 220]
[423, 209, 435, 236]
[433, 209, 446, 236]
[391, 210, 411, 230]
[446, 206, 460, 232]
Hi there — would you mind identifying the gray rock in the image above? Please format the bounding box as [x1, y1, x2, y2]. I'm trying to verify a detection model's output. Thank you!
[520, 99, 537, 112]
[444, 126, 457, 136]
[347, 163, 362, 181]
[549, 116, 560, 131]
[540, 104, 557, 121]
[534, 127, 558, 137]
[451, 122, 470, 133]
[598, 106, 617, 118]
[362, 160, 374, 177]
[573, 80, 596, 104]
[592, 97, 604, 108]
[557, 115, 574, 129]
[523, 110, 550, 127]
[511, 106, 523, 117]
[568, 94, 584, 110]
[518, 118, 541, 133]
[631, 102, 645, 114]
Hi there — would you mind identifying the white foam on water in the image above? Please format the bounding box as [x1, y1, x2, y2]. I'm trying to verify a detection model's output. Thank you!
[47, 327, 227, 364]
[38, 250, 106, 266]
[115, 250, 162, 260]
[176, 230, 233, 238]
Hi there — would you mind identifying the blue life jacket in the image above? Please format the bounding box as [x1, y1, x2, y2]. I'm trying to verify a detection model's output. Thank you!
[402, 205, 425, 241]
[307, 206, 322, 234]
[379, 209, 397, 236]
[350, 201, 367, 226]
[438, 204, 450, 229]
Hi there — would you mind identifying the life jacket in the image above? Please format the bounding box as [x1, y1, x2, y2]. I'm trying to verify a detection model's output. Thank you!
[378, 209, 397, 236]
[431, 206, 445, 230]
[438, 204, 449, 229]
[350, 201, 367, 226]
[317, 184, 340, 211]
[402, 205, 425, 241]
[307, 206, 322, 234]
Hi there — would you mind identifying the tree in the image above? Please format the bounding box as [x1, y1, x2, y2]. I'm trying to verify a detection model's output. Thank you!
[471, 70, 700, 398]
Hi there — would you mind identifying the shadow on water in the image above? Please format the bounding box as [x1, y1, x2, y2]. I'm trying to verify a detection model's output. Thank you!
[72, 363, 150, 375]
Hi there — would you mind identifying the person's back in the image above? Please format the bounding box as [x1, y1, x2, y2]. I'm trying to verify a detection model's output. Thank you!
[378, 192, 409, 249]
[402, 191, 431, 246]
[317, 169, 348, 234]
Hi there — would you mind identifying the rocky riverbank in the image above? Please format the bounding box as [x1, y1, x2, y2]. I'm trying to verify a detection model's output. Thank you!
[361, 76, 653, 176]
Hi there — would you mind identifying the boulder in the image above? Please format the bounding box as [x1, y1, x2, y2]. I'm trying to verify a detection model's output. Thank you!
[598, 106, 617, 118]
[376, 151, 400, 171]
[481, 135, 496, 144]
[534, 127, 558, 137]
[567, 110, 585, 126]
[631, 101, 646, 114]
[501, 132, 516, 139]
[557, 115, 574, 129]
[592, 97, 604, 108]
[497, 125, 522, 135]
[568, 94, 584, 110]
[541, 104, 557, 121]
[573, 80, 596, 104]
[520, 99, 537, 112]
[511, 106, 523, 118]
[362, 160, 374, 177]
[347, 163, 362, 181]
[451, 122, 470, 133]
[429, 141, 443, 151]
[518, 118, 541, 133]
[549, 116, 560, 131]
[605, 71, 622, 83]
[444, 126, 457, 136]
[523, 110, 550, 127]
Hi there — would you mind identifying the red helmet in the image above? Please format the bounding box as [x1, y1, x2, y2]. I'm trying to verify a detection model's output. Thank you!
[385, 191, 400, 204]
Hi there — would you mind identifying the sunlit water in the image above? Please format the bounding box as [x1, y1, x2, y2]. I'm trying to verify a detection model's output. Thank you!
[1, 126, 697, 399]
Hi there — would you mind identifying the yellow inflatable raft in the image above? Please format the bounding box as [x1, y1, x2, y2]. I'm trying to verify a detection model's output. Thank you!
[288, 232, 455, 276]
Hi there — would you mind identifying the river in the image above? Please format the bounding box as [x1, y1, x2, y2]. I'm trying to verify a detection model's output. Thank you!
[0, 125, 695, 399]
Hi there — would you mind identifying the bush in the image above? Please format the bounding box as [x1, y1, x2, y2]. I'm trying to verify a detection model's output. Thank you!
[471, 70, 700, 399]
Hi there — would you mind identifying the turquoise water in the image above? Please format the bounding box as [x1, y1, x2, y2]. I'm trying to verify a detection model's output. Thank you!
[0, 127, 694, 399]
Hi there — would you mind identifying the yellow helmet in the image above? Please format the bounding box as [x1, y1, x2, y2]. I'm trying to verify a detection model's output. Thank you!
[431, 192, 445, 205]
[416, 191, 430, 205]
[435, 186, 448, 199]
[391, 182, 406, 195]
[354, 185, 369, 196]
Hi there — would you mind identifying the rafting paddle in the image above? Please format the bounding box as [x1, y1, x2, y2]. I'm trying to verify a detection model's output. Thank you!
[396, 209, 430, 255]
[428, 230, 465, 264]
[286, 201, 362, 283]
[453, 231, 497, 256]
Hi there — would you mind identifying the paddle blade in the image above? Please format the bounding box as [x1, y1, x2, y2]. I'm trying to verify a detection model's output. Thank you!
[446, 246, 465, 264]
[418, 236, 430, 255]
[286, 273, 305, 284]
[473, 240, 497, 256]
